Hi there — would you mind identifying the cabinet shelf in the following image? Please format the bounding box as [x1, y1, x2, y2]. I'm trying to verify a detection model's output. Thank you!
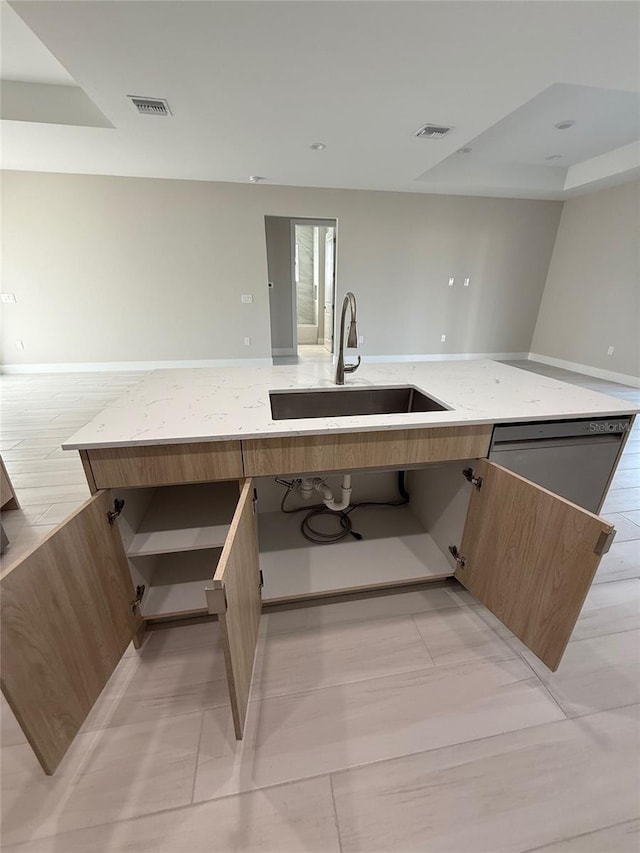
[126, 481, 239, 557]
[259, 505, 453, 603]
[133, 548, 221, 619]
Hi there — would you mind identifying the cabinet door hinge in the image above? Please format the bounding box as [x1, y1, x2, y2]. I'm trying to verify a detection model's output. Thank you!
[449, 545, 466, 568]
[462, 467, 483, 490]
[107, 498, 125, 526]
[130, 584, 145, 614]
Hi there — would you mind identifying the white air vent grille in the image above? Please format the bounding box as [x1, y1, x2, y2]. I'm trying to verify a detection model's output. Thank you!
[414, 124, 452, 139]
[128, 96, 171, 116]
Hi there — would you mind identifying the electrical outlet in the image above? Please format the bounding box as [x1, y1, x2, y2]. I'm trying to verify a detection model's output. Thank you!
[607, 346, 615, 356]
[1, 293, 16, 303]
[243, 337, 251, 346]
[441, 334, 447, 343]
[15, 340, 24, 350]
[463, 277, 470, 287]
[358, 335, 365, 345]
[241, 294, 253, 304]
[448, 277, 455, 287]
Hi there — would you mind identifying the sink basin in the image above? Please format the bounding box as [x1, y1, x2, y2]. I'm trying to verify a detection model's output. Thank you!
[269, 386, 450, 420]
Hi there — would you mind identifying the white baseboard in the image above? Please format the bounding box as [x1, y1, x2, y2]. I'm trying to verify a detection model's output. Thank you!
[528, 353, 640, 388]
[0, 357, 274, 374]
[361, 352, 530, 364]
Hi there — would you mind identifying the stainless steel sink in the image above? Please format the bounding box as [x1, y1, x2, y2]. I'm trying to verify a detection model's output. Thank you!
[269, 386, 450, 420]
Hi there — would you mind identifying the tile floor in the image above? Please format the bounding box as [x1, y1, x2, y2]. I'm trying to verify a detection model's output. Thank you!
[1, 363, 639, 852]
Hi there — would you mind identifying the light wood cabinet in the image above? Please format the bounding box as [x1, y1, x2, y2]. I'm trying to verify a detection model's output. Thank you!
[84, 440, 244, 489]
[0, 477, 260, 774]
[1, 455, 19, 510]
[0, 426, 619, 775]
[242, 424, 492, 476]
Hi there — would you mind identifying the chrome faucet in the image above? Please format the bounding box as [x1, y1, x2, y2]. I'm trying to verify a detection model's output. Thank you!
[335, 291, 361, 385]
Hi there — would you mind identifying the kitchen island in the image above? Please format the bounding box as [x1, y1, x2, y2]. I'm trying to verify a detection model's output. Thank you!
[2, 359, 638, 775]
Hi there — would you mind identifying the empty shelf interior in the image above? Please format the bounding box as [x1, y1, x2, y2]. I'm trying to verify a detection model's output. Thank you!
[127, 481, 239, 557]
[259, 504, 453, 603]
[132, 548, 221, 619]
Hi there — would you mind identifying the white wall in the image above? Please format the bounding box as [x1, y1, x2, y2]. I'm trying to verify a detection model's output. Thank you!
[532, 180, 640, 380]
[1, 171, 563, 368]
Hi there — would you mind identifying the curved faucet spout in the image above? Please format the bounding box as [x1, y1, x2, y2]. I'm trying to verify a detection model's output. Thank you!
[335, 291, 361, 385]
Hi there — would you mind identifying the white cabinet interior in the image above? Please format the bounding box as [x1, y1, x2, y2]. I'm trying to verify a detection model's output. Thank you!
[113, 466, 471, 620]
[115, 481, 241, 620]
[256, 466, 467, 603]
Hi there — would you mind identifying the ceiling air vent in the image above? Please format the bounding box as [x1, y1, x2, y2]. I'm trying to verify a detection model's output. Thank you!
[128, 96, 171, 116]
[414, 123, 452, 139]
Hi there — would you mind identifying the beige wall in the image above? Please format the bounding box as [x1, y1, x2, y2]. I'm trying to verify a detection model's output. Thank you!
[532, 181, 640, 379]
[1, 170, 562, 367]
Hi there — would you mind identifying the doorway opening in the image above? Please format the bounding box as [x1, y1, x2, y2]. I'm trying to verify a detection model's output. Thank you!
[265, 216, 337, 363]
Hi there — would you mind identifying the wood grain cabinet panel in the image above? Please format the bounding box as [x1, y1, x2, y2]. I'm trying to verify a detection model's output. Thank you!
[86, 441, 243, 488]
[0, 492, 141, 775]
[455, 459, 615, 671]
[0, 455, 19, 510]
[242, 425, 492, 476]
[206, 479, 261, 739]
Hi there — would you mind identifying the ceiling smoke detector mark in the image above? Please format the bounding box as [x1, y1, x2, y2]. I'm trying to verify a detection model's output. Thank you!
[554, 120, 576, 130]
[128, 96, 171, 116]
[414, 123, 452, 139]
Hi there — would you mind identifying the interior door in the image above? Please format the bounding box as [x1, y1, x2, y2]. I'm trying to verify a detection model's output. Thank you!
[454, 459, 615, 671]
[206, 478, 261, 739]
[323, 229, 335, 351]
[1, 492, 141, 774]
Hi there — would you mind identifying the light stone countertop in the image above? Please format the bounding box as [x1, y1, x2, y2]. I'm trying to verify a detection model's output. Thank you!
[63, 359, 639, 450]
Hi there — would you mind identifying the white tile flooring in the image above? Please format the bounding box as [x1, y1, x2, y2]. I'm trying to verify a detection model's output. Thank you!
[1, 363, 639, 852]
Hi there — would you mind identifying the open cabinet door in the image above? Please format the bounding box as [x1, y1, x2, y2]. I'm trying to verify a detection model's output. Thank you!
[206, 479, 261, 739]
[454, 459, 615, 671]
[1, 492, 141, 774]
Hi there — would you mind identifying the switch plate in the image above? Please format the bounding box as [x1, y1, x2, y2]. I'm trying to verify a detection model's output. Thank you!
[448, 277, 455, 287]
[607, 346, 615, 356]
[358, 335, 365, 344]
[241, 294, 253, 304]
[441, 334, 447, 342]
[15, 340, 24, 350]
[1, 293, 16, 303]
[243, 337, 251, 346]
[463, 277, 470, 287]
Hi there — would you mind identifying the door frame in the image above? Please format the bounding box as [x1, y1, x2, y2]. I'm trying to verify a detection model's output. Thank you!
[288, 218, 338, 355]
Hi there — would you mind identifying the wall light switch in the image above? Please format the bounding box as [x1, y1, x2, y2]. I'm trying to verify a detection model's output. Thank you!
[15, 340, 24, 350]
[448, 277, 455, 287]
[463, 277, 470, 287]
[241, 294, 253, 304]
[358, 335, 365, 345]
[1, 293, 16, 303]
[243, 337, 251, 346]
[607, 346, 615, 356]
[441, 334, 447, 343]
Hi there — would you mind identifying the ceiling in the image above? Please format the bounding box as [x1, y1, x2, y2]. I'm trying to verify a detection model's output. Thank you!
[1, 0, 639, 199]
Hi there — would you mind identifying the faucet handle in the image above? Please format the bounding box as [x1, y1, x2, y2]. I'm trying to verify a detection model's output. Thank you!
[344, 356, 361, 374]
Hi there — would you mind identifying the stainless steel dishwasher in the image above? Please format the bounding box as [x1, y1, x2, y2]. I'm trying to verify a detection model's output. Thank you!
[489, 417, 632, 513]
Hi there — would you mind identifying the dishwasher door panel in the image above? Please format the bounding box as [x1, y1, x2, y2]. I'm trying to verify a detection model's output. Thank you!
[489, 436, 622, 513]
